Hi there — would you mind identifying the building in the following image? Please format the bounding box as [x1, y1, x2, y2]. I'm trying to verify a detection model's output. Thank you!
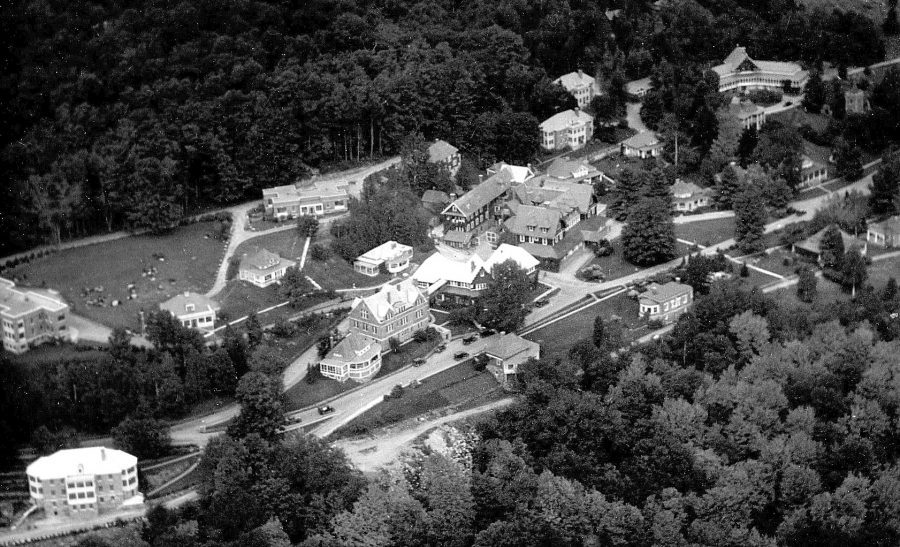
[621, 131, 663, 158]
[867, 216, 900, 247]
[728, 96, 766, 130]
[482, 333, 541, 385]
[626, 77, 654, 97]
[671, 180, 711, 212]
[319, 333, 382, 383]
[553, 70, 600, 108]
[845, 88, 870, 115]
[482, 244, 540, 278]
[540, 109, 594, 151]
[348, 279, 430, 345]
[238, 248, 296, 288]
[354, 241, 413, 277]
[427, 140, 461, 178]
[159, 292, 219, 332]
[421, 189, 451, 214]
[799, 155, 829, 188]
[26, 447, 141, 518]
[1, 278, 69, 355]
[544, 156, 602, 185]
[712, 46, 808, 93]
[639, 282, 693, 324]
[792, 226, 867, 264]
[486, 162, 536, 183]
[262, 179, 350, 221]
[440, 168, 519, 248]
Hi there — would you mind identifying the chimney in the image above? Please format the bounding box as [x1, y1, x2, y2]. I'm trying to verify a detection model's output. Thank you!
[101, 448, 106, 461]
[577, 69, 584, 77]
[184, 291, 190, 297]
[478, 174, 484, 183]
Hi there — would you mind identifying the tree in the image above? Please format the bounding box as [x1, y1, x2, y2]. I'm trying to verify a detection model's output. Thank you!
[608, 167, 643, 220]
[621, 197, 677, 266]
[802, 71, 826, 113]
[734, 185, 767, 255]
[593, 316, 606, 349]
[31, 425, 79, 455]
[245, 313, 264, 349]
[477, 259, 533, 333]
[714, 164, 742, 209]
[249, 345, 289, 377]
[388, 337, 401, 353]
[280, 266, 313, 307]
[144, 310, 205, 365]
[228, 372, 285, 442]
[833, 137, 863, 181]
[737, 127, 759, 167]
[885, 6, 900, 35]
[797, 266, 818, 303]
[297, 215, 319, 238]
[820, 224, 846, 270]
[841, 246, 868, 296]
[870, 152, 900, 215]
[112, 416, 171, 459]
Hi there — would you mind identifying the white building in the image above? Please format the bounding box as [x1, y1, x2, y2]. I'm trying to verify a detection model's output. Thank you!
[626, 77, 654, 97]
[353, 241, 413, 277]
[319, 333, 383, 383]
[26, 447, 142, 519]
[159, 292, 219, 331]
[553, 70, 600, 108]
[540, 109, 594, 151]
[621, 131, 663, 158]
[1, 277, 69, 355]
[238, 248, 296, 288]
[712, 46, 808, 93]
[262, 179, 350, 221]
[427, 140, 461, 178]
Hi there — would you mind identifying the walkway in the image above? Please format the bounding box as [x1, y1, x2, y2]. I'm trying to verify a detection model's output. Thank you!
[626, 102, 649, 134]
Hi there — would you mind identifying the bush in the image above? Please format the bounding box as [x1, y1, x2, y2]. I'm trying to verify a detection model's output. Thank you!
[746, 89, 782, 106]
[309, 244, 331, 261]
[388, 337, 401, 353]
[647, 319, 665, 329]
[226, 256, 241, 280]
[271, 317, 296, 338]
[305, 363, 322, 384]
[472, 355, 488, 372]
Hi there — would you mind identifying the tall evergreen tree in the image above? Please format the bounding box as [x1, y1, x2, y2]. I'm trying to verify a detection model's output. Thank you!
[819, 224, 846, 270]
[870, 153, 900, 215]
[733, 185, 767, 254]
[622, 197, 677, 266]
[802, 71, 826, 113]
[797, 266, 818, 303]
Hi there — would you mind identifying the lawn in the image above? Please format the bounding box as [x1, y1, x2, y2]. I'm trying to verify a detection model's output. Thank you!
[217, 280, 290, 321]
[747, 249, 802, 278]
[869, 256, 900, 289]
[5, 342, 108, 366]
[578, 240, 646, 282]
[674, 217, 736, 247]
[525, 292, 644, 364]
[284, 336, 440, 411]
[5, 222, 224, 331]
[331, 361, 502, 438]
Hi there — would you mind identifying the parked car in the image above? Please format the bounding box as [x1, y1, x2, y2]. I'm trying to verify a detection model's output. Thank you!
[534, 299, 550, 308]
[463, 334, 478, 345]
[434, 344, 447, 353]
[412, 357, 426, 367]
[480, 328, 496, 337]
[317, 405, 335, 415]
[454, 351, 470, 360]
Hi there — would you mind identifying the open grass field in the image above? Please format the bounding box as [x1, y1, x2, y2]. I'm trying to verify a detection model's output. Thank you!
[525, 292, 644, 364]
[580, 240, 648, 282]
[869, 256, 900, 289]
[5, 343, 108, 367]
[216, 279, 290, 321]
[332, 361, 501, 438]
[675, 217, 736, 247]
[747, 249, 802, 278]
[284, 336, 439, 411]
[5, 222, 224, 331]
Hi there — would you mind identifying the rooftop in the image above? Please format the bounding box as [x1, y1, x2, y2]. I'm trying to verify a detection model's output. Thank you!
[869, 215, 900, 235]
[442, 170, 514, 218]
[421, 189, 450, 205]
[240, 247, 295, 274]
[0, 277, 67, 318]
[795, 226, 864, 255]
[504, 205, 564, 239]
[352, 279, 425, 322]
[622, 131, 662, 150]
[553, 70, 596, 91]
[545, 156, 599, 181]
[160, 292, 219, 316]
[262, 179, 349, 206]
[483, 244, 539, 273]
[639, 281, 692, 304]
[413, 251, 486, 286]
[540, 109, 594, 133]
[713, 46, 805, 78]
[427, 140, 459, 163]
[323, 333, 381, 364]
[626, 77, 653, 93]
[483, 333, 540, 361]
[27, 447, 136, 479]
[671, 180, 709, 199]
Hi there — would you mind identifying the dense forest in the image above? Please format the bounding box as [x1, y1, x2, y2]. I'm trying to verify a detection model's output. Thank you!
[1, 0, 886, 255]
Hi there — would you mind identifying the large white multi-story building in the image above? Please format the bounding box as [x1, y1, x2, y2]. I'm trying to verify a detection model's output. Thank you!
[26, 447, 142, 519]
[712, 46, 808, 93]
[1, 277, 69, 354]
[540, 109, 594, 151]
[553, 70, 600, 108]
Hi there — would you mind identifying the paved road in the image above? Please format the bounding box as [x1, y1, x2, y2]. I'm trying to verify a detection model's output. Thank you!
[626, 102, 649, 134]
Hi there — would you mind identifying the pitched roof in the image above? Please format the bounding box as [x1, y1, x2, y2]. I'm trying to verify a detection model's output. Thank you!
[553, 70, 595, 91]
[671, 180, 710, 199]
[729, 96, 762, 119]
[413, 251, 486, 286]
[356, 241, 413, 265]
[240, 247, 295, 274]
[483, 333, 540, 361]
[427, 140, 459, 163]
[540, 109, 594, 133]
[545, 156, 598, 181]
[622, 131, 662, 150]
[626, 77, 653, 94]
[869, 215, 900, 236]
[483, 244, 539, 273]
[159, 292, 219, 316]
[713, 46, 804, 78]
[322, 333, 381, 364]
[442, 170, 513, 218]
[504, 206, 564, 239]
[639, 282, 692, 305]
[352, 279, 425, 323]
[421, 189, 450, 205]
[795, 226, 862, 255]
[27, 447, 136, 479]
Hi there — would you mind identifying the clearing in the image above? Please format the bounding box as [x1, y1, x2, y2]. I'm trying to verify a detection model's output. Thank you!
[675, 217, 736, 247]
[5, 222, 224, 331]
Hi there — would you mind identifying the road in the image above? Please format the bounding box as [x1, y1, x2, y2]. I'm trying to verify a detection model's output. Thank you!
[626, 102, 649, 134]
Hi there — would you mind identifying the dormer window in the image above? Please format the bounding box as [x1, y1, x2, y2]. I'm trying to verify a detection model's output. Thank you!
[540, 227, 549, 234]
[527, 225, 536, 232]
[185, 304, 195, 312]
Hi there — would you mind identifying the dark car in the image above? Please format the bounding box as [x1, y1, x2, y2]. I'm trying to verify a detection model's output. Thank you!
[454, 351, 470, 360]
[434, 344, 447, 353]
[412, 357, 426, 367]
[480, 329, 496, 337]
[317, 405, 335, 415]
[462, 335, 478, 345]
[534, 299, 550, 308]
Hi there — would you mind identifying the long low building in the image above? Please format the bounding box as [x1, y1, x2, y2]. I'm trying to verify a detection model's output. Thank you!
[1, 277, 69, 354]
[262, 179, 351, 220]
[713, 46, 807, 93]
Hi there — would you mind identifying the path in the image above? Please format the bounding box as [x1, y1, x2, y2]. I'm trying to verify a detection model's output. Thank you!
[333, 399, 515, 473]
[626, 102, 649, 134]
[69, 313, 151, 348]
[298, 237, 311, 269]
[673, 211, 735, 224]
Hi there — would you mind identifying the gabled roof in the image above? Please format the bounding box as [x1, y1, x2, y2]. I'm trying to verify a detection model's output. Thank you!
[713, 46, 804, 78]
[622, 131, 662, 150]
[553, 70, 595, 91]
[351, 279, 425, 323]
[671, 180, 710, 199]
[639, 282, 692, 305]
[483, 333, 540, 361]
[504, 206, 563, 239]
[869, 215, 900, 236]
[240, 248, 295, 274]
[545, 156, 599, 181]
[427, 140, 459, 163]
[322, 333, 381, 364]
[795, 226, 862, 256]
[441, 170, 513, 218]
[413, 251, 486, 286]
[160, 292, 219, 316]
[483, 244, 539, 273]
[540, 109, 594, 133]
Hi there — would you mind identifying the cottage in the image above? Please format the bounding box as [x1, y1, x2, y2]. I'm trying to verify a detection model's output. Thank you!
[544, 156, 602, 185]
[671, 180, 711, 212]
[239, 248, 295, 288]
[319, 333, 383, 383]
[626, 77, 654, 98]
[159, 292, 219, 331]
[639, 282, 693, 324]
[348, 279, 430, 345]
[0, 277, 69, 355]
[354, 241, 413, 277]
[621, 131, 663, 159]
[427, 140, 461, 178]
[553, 70, 601, 108]
[867, 216, 900, 247]
[482, 333, 541, 384]
[712, 46, 808, 93]
[262, 179, 350, 220]
[728, 96, 766, 130]
[792, 226, 867, 264]
[421, 189, 451, 214]
[540, 109, 594, 151]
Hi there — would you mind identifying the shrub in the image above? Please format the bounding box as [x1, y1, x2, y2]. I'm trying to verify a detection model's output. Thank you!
[310, 244, 331, 261]
[472, 355, 488, 372]
[226, 256, 241, 280]
[389, 384, 405, 399]
[271, 317, 296, 338]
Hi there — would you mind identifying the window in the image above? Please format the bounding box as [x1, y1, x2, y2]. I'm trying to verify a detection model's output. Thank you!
[69, 493, 76, 500]
[77, 492, 85, 499]
[76, 482, 84, 488]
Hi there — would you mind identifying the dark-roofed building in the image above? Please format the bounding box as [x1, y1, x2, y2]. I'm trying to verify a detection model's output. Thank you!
[622, 132, 663, 158]
[238, 248, 296, 288]
[867, 215, 900, 248]
[160, 292, 220, 332]
[440, 170, 516, 248]
[639, 282, 693, 324]
[482, 333, 540, 384]
[427, 140, 461, 178]
[792, 226, 867, 264]
[319, 333, 382, 383]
